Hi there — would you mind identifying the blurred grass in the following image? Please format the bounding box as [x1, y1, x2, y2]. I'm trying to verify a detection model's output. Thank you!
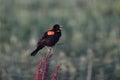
[0, 0, 120, 80]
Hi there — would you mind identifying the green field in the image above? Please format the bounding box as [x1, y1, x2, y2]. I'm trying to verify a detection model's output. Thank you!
[0, 0, 120, 80]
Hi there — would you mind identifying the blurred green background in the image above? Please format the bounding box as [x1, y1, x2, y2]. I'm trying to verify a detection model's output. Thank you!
[0, 0, 120, 80]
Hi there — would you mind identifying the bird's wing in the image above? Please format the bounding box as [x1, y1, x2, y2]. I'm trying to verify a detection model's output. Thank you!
[37, 31, 54, 46]
[41, 31, 48, 39]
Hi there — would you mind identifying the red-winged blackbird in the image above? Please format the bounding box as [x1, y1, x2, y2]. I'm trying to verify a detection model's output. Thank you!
[31, 24, 62, 56]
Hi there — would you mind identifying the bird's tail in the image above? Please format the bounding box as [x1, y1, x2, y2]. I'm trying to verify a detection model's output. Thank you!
[31, 45, 44, 56]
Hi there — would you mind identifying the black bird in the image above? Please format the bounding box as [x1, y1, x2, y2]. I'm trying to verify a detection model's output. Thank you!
[31, 24, 62, 56]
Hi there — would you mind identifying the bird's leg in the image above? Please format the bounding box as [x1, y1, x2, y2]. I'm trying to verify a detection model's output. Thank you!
[46, 47, 53, 58]
[46, 47, 51, 53]
[50, 47, 53, 54]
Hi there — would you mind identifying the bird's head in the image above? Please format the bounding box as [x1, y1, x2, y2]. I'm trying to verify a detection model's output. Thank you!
[52, 24, 62, 31]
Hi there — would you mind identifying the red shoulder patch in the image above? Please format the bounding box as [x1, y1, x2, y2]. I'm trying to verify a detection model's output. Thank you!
[47, 31, 55, 35]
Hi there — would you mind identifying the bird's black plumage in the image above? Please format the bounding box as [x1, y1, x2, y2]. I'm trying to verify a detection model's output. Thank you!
[31, 24, 62, 56]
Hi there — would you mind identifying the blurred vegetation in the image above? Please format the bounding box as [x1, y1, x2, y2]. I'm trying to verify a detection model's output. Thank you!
[0, 0, 120, 80]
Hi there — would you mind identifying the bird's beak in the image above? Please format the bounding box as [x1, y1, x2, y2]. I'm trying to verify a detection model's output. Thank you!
[59, 27, 62, 30]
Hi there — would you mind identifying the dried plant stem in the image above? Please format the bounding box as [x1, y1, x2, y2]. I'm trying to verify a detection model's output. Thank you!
[35, 48, 60, 80]
[87, 49, 93, 80]
[50, 64, 60, 80]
